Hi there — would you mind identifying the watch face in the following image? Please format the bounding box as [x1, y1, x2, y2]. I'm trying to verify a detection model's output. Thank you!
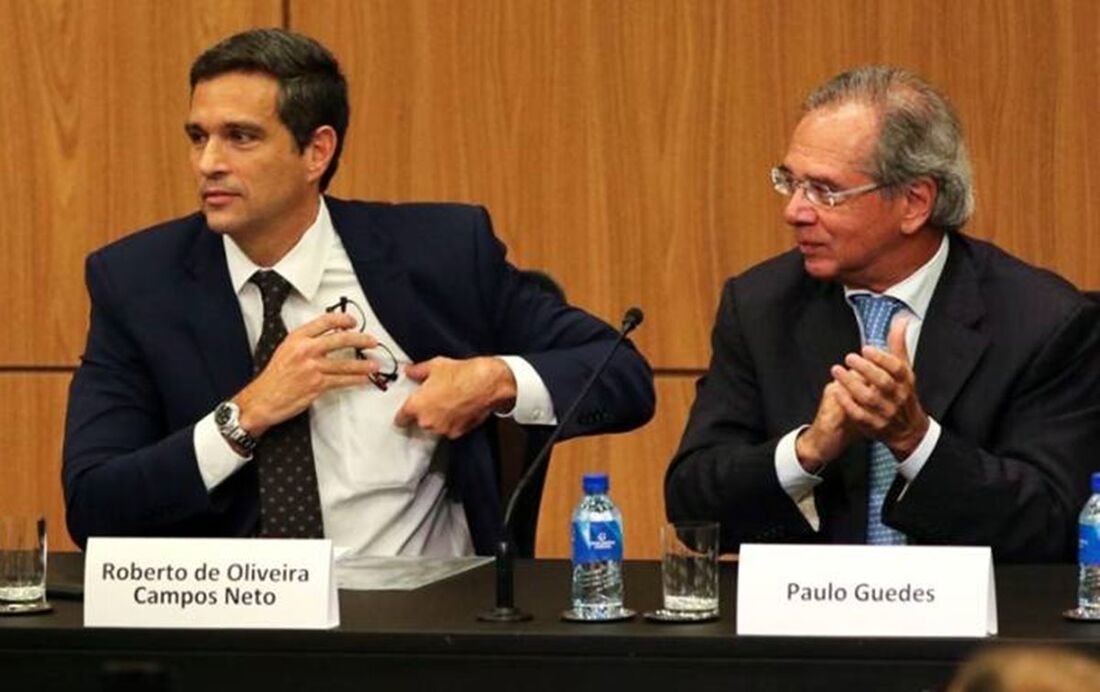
[215, 404, 232, 426]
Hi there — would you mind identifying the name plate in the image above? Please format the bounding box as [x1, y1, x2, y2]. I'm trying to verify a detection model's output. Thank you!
[84, 538, 339, 629]
[736, 544, 996, 637]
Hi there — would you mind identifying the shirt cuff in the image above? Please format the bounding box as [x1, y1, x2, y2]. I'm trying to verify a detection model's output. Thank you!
[895, 416, 941, 482]
[495, 356, 557, 425]
[775, 426, 824, 531]
[193, 411, 252, 491]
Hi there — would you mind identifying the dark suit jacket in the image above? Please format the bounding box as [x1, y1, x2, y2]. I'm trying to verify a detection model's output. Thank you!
[63, 198, 655, 554]
[665, 233, 1100, 562]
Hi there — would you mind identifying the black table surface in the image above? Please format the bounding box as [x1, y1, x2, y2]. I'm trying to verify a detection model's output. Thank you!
[2, 553, 1099, 691]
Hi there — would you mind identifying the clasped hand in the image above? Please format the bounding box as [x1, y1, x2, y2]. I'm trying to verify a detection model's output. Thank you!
[797, 317, 929, 471]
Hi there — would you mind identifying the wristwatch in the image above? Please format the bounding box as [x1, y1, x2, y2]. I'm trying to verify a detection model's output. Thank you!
[214, 401, 258, 454]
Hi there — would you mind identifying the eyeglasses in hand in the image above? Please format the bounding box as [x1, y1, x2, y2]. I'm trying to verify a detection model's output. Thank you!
[325, 296, 399, 391]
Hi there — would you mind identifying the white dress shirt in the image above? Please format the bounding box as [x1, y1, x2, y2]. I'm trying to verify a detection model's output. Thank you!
[775, 234, 950, 529]
[191, 199, 556, 557]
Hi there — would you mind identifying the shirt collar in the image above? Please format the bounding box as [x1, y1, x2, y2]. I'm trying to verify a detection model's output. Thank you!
[843, 233, 950, 319]
[222, 197, 334, 301]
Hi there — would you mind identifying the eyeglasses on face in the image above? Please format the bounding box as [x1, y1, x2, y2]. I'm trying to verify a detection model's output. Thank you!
[770, 166, 883, 208]
[324, 296, 399, 391]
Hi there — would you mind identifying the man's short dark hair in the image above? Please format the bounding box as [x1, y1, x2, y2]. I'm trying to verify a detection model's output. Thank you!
[190, 28, 349, 192]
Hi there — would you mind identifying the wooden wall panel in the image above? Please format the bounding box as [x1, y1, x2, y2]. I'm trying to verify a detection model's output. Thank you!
[535, 376, 696, 559]
[0, 374, 75, 551]
[5, 1, 1100, 558]
[296, 0, 1100, 371]
[293, 0, 1100, 558]
[0, 0, 281, 550]
[0, 0, 282, 365]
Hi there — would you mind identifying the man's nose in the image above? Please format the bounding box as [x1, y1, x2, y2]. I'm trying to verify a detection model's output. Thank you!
[783, 186, 818, 226]
[195, 138, 228, 177]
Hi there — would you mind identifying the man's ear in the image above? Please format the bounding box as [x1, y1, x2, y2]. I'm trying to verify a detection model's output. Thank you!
[304, 125, 337, 185]
[900, 177, 936, 235]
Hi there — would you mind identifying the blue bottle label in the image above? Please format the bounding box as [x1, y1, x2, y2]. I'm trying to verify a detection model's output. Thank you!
[1080, 524, 1100, 565]
[572, 520, 623, 563]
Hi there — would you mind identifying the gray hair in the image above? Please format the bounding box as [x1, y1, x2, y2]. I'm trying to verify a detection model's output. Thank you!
[804, 66, 974, 233]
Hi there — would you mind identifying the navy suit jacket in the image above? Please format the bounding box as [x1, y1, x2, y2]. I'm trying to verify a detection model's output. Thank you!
[666, 233, 1100, 562]
[63, 198, 655, 554]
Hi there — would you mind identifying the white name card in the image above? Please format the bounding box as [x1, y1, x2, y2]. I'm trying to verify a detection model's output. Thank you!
[84, 538, 339, 629]
[736, 544, 996, 637]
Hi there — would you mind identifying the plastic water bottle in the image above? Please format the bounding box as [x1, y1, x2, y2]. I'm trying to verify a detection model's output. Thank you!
[571, 473, 625, 619]
[1077, 472, 1100, 614]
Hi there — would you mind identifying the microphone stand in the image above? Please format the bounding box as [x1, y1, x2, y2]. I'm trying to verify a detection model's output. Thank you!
[478, 308, 644, 622]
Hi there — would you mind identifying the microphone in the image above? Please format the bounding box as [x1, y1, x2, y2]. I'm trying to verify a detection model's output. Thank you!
[622, 307, 643, 332]
[478, 307, 645, 622]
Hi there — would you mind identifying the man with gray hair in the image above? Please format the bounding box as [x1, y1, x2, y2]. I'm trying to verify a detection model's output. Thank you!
[665, 65, 1100, 562]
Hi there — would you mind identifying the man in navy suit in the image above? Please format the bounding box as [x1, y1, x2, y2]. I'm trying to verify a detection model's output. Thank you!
[665, 66, 1100, 562]
[63, 29, 654, 557]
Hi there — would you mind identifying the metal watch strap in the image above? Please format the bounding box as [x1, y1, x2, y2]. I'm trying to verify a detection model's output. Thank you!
[215, 401, 258, 453]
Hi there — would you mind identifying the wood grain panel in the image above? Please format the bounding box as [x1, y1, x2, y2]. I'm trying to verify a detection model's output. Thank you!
[296, 0, 784, 370]
[296, 0, 1100, 371]
[0, 0, 282, 366]
[535, 375, 697, 560]
[5, 0, 1100, 558]
[0, 373, 76, 552]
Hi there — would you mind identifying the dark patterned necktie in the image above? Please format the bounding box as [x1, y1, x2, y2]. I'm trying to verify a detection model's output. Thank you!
[849, 293, 908, 545]
[249, 270, 325, 538]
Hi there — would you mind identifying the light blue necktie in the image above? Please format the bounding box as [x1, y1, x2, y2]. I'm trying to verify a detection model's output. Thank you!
[849, 294, 907, 545]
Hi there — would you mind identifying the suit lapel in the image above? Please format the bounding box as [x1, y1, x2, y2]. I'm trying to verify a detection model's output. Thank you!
[913, 235, 989, 419]
[327, 198, 445, 363]
[183, 228, 253, 399]
[794, 281, 861, 404]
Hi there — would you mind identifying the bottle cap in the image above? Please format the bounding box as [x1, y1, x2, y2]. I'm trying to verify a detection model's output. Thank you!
[582, 473, 609, 494]
[1092, 472, 1100, 493]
